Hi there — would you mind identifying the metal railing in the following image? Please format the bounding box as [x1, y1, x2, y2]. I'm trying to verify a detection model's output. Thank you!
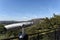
[1, 28, 60, 40]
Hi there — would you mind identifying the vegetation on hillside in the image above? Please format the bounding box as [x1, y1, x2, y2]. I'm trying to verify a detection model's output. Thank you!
[0, 14, 60, 40]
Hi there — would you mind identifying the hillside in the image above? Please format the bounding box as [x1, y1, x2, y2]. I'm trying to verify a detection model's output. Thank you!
[0, 14, 60, 40]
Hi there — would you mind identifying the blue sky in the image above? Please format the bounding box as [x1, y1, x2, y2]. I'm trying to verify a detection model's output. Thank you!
[0, 0, 60, 21]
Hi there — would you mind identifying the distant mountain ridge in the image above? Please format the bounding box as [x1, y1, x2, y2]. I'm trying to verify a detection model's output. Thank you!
[0, 21, 25, 25]
[0, 18, 44, 25]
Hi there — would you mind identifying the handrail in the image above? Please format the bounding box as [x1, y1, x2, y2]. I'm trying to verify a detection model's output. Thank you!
[1, 28, 60, 40]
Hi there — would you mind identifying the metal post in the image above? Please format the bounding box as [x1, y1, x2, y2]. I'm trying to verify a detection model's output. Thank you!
[22, 27, 25, 35]
[55, 29, 56, 40]
[37, 33, 39, 40]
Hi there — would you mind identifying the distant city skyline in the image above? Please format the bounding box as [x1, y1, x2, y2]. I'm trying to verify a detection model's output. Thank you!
[0, 0, 60, 21]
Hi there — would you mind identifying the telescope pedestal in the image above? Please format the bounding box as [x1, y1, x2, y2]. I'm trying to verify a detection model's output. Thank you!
[18, 27, 28, 40]
[22, 27, 25, 35]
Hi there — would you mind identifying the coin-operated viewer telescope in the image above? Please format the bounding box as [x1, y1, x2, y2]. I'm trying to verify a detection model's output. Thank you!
[4, 22, 33, 40]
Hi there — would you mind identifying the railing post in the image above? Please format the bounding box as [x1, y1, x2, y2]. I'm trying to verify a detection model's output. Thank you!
[37, 33, 39, 40]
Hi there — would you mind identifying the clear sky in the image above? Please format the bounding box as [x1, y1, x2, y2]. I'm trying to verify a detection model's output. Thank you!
[0, 0, 60, 21]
